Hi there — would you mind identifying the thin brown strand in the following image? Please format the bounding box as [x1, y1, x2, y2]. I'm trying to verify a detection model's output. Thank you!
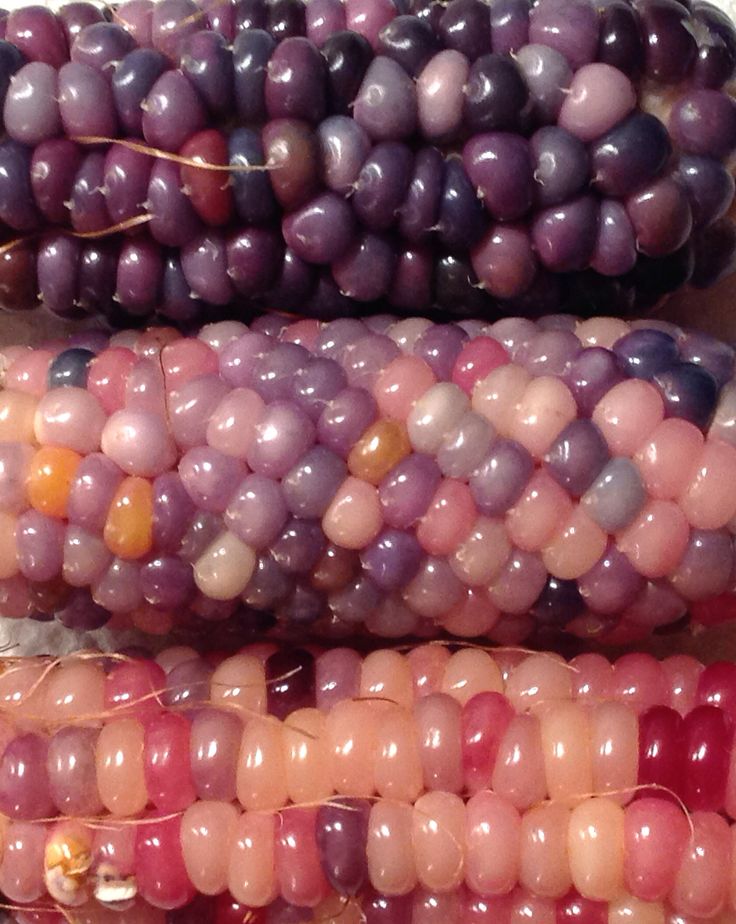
[0, 214, 154, 258]
[71, 136, 274, 172]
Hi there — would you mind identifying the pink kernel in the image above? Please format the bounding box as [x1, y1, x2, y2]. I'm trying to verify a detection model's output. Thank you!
[5, 349, 53, 396]
[417, 479, 476, 556]
[617, 500, 690, 579]
[374, 355, 436, 421]
[161, 339, 219, 391]
[452, 337, 509, 395]
[88, 347, 137, 415]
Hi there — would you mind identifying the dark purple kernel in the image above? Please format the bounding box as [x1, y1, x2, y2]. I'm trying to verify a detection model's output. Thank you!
[265, 36, 327, 123]
[0, 140, 40, 231]
[377, 14, 439, 76]
[332, 232, 397, 302]
[282, 446, 347, 517]
[267, 0, 307, 40]
[103, 143, 153, 228]
[353, 141, 414, 232]
[632, 244, 696, 310]
[321, 30, 374, 116]
[398, 145, 444, 243]
[152, 472, 195, 553]
[150, 0, 201, 62]
[463, 132, 534, 222]
[692, 2, 736, 88]
[266, 248, 318, 311]
[438, 0, 492, 61]
[243, 555, 294, 610]
[469, 438, 534, 515]
[37, 233, 80, 317]
[0, 40, 25, 113]
[544, 419, 610, 496]
[182, 230, 234, 306]
[531, 194, 598, 273]
[637, 0, 697, 82]
[201, 0, 235, 39]
[147, 158, 202, 248]
[531, 126, 589, 208]
[251, 341, 310, 402]
[141, 68, 207, 153]
[490, 0, 531, 54]
[591, 112, 672, 198]
[265, 648, 316, 720]
[578, 542, 646, 615]
[669, 89, 736, 159]
[235, 0, 268, 31]
[653, 362, 719, 429]
[271, 519, 326, 574]
[613, 328, 680, 380]
[353, 55, 418, 142]
[411, 0, 445, 31]
[463, 53, 528, 133]
[47, 348, 95, 389]
[529, 0, 599, 69]
[436, 156, 487, 251]
[434, 253, 496, 319]
[30, 139, 83, 225]
[329, 575, 382, 625]
[179, 30, 234, 117]
[361, 528, 423, 591]
[232, 28, 275, 124]
[56, 590, 109, 628]
[290, 357, 347, 420]
[389, 244, 433, 312]
[227, 228, 284, 297]
[111, 48, 168, 137]
[283, 192, 356, 264]
[115, 236, 163, 316]
[675, 154, 735, 229]
[316, 799, 370, 895]
[564, 346, 625, 416]
[77, 240, 118, 317]
[228, 127, 278, 226]
[71, 22, 136, 72]
[278, 583, 325, 626]
[6, 5, 68, 68]
[597, 0, 644, 76]
[160, 252, 202, 324]
[58, 3, 106, 45]
[531, 576, 586, 627]
[414, 323, 468, 380]
[140, 556, 195, 609]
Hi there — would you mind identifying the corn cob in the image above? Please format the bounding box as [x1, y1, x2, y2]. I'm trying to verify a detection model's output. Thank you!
[1, 313, 736, 642]
[0, 0, 732, 323]
[0, 646, 735, 920]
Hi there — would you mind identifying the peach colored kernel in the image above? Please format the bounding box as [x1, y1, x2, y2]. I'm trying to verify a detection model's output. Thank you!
[506, 653, 573, 712]
[609, 897, 665, 924]
[323, 476, 382, 550]
[26, 446, 81, 519]
[206, 388, 265, 459]
[368, 802, 417, 897]
[360, 649, 414, 710]
[679, 439, 736, 529]
[510, 376, 577, 459]
[417, 479, 476, 556]
[45, 660, 105, 724]
[227, 811, 278, 907]
[103, 476, 154, 561]
[210, 654, 266, 716]
[182, 801, 239, 896]
[374, 355, 436, 421]
[617, 500, 689, 579]
[465, 790, 521, 896]
[542, 507, 608, 580]
[670, 811, 731, 919]
[236, 718, 288, 811]
[0, 513, 18, 580]
[5, 349, 53, 397]
[374, 704, 423, 803]
[326, 699, 378, 798]
[441, 649, 503, 704]
[520, 802, 572, 899]
[590, 702, 638, 806]
[0, 391, 37, 443]
[450, 516, 511, 586]
[408, 645, 451, 698]
[540, 701, 594, 804]
[593, 379, 664, 456]
[441, 587, 500, 637]
[506, 470, 574, 552]
[347, 419, 411, 486]
[95, 718, 148, 817]
[471, 364, 531, 435]
[412, 791, 466, 892]
[634, 419, 703, 500]
[568, 798, 625, 901]
[282, 708, 332, 805]
[575, 318, 630, 349]
[492, 714, 547, 811]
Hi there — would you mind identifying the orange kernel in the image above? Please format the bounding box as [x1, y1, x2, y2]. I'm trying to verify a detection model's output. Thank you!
[103, 476, 154, 561]
[26, 446, 82, 518]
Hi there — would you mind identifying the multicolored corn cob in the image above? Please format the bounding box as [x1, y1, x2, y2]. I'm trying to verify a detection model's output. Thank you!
[1, 313, 736, 642]
[0, 0, 732, 323]
[0, 645, 735, 922]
